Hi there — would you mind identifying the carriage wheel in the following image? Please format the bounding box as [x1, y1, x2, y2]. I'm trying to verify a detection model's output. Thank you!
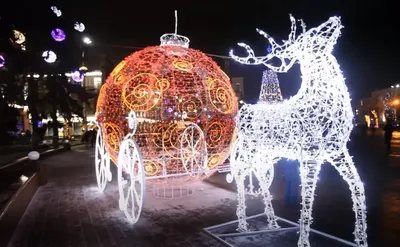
[117, 139, 145, 224]
[180, 123, 208, 174]
[95, 129, 110, 191]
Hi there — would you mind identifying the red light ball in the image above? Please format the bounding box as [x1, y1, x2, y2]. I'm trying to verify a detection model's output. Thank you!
[96, 45, 238, 186]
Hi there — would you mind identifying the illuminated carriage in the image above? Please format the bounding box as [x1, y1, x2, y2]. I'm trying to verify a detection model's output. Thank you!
[94, 19, 238, 223]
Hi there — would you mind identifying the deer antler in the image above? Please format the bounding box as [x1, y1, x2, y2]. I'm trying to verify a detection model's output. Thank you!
[256, 29, 279, 48]
[229, 43, 273, 65]
[288, 14, 297, 42]
[230, 14, 301, 72]
[299, 19, 307, 33]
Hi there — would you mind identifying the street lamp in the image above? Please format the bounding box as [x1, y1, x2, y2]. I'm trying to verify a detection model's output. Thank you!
[82, 36, 92, 45]
[81, 36, 92, 132]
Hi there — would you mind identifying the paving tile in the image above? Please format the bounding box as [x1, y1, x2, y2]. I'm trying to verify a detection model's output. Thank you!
[6, 132, 400, 246]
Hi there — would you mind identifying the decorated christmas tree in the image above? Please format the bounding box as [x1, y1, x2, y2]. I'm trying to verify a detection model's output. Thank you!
[383, 92, 395, 121]
[258, 70, 283, 103]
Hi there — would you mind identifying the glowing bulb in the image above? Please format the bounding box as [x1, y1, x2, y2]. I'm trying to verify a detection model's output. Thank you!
[42, 50, 57, 63]
[50, 6, 62, 17]
[0, 55, 5, 68]
[71, 70, 84, 82]
[51, 28, 66, 42]
[74, 22, 85, 32]
[83, 37, 92, 44]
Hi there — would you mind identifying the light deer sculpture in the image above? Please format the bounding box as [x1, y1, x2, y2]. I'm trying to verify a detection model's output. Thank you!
[227, 15, 368, 247]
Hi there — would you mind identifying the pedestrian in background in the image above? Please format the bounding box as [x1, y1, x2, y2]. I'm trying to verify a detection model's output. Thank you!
[82, 130, 90, 148]
[281, 160, 300, 207]
[91, 129, 97, 147]
[383, 120, 394, 153]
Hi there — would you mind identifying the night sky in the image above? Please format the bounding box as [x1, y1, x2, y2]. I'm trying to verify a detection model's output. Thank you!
[1, 0, 399, 104]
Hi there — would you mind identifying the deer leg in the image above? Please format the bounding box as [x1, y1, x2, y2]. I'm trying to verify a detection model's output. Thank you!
[298, 160, 321, 247]
[234, 168, 249, 232]
[331, 150, 368, 247]
[257, 164, 279, 229]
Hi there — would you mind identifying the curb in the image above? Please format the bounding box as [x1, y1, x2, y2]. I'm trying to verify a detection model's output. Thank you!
[0, 143, 84, 246]
[0, 143, 84, 171]
[0, 173, 39, 247]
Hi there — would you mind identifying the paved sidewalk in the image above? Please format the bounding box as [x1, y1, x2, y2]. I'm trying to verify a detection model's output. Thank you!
[7, 146, 267, 247]
[6, 130, 400, 247]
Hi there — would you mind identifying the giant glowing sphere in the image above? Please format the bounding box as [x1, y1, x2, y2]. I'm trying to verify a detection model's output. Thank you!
[96, 40, 238, 186]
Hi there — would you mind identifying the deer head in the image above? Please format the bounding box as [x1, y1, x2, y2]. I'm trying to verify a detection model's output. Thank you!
[230, 15, 343, 72]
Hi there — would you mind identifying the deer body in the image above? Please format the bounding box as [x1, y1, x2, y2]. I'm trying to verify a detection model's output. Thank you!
[229, 16, 367, 247]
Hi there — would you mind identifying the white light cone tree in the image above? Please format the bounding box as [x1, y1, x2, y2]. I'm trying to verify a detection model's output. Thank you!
[259, 70, 283, 103]
[228, 15, 368, 247]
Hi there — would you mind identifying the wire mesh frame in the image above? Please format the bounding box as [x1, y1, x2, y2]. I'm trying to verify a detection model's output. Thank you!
[203, 213, 358, 247]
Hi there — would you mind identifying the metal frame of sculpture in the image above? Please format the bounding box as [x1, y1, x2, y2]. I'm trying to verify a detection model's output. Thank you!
[95, 110, 214, 223]
[228, 15, 368, 247]
[94, 11, 237, 224]
[94, 10, 237, 200]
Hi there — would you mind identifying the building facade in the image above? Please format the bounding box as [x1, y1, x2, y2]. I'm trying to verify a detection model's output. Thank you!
[357, 82, 400, 128]
[11, 70, 103, 137]
[231, 77, 245, 105]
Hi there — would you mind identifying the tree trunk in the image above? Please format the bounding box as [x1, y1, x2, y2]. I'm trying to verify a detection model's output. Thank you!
[51, 104, 59, 148]
[27, 77, 40, 151]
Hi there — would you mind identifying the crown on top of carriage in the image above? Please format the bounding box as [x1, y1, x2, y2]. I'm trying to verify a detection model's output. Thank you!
[160, 10, 190, 48]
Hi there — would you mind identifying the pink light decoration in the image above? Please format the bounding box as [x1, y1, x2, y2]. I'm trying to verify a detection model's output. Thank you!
[72, 70, 84, 82]
[0, 55, 5, 68]
[51, 28, 66, 42]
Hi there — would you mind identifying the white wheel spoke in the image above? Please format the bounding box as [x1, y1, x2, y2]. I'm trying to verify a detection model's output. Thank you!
[194, 138, 201, 149]
[95, 128, 110, 191]
[118, 138, 145, 224]
[180, 123, 208, 174]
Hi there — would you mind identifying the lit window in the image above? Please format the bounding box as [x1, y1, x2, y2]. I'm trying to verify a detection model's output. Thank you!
[94, 77, 102, 88]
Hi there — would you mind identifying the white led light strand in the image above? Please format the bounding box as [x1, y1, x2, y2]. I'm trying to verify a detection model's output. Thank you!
[228, 15, 368, 247]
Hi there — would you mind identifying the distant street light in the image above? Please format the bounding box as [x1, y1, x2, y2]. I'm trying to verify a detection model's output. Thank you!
[393, 100, 399, 105]
[83, 36, 92, 45]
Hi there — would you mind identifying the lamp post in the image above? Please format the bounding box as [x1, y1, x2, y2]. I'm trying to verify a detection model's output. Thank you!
[81, 36, 92, 67]
[81, 36, 92, 132]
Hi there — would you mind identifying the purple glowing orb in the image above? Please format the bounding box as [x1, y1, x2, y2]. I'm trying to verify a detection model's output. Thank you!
[0, 55, 5, 68]
[267, 45, 272, 53]
[51, 28, 66, 42]
[71, 70, 84, 82]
